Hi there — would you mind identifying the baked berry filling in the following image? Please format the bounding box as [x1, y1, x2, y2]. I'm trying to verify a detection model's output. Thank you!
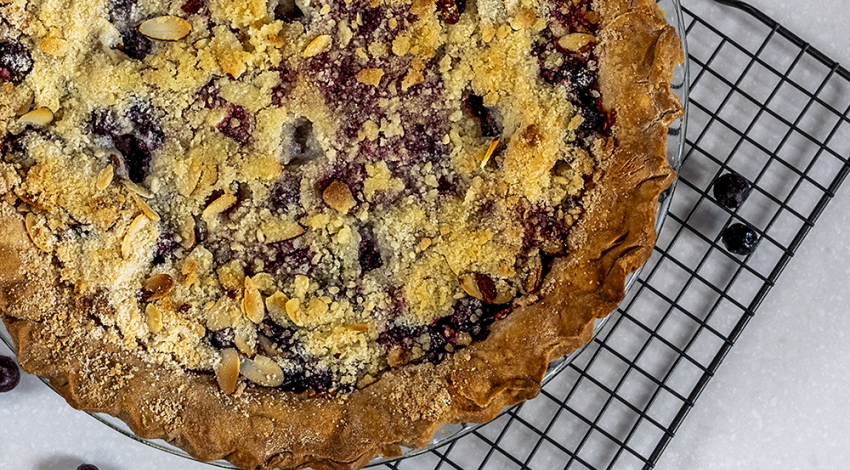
[2, 0, 609, 395]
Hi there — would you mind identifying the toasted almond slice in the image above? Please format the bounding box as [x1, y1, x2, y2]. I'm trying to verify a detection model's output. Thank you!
[240, 355, 284, 387]
[519, 254, 543, 294]
[345, 324, 369, 333]
[139, 16, 192, 41]
[96, 165, 114, 191]
[15, 190, 50, 211]
[322, 181, 356, 214]
[265, 291, 290, 324]
[215, 348, 240, 395]
[480, 137, 500, 169]
[234, 327, 256, 355]
[145, 303, 163, 333]
[24, 212, 53, 252]
[302, 35, 332, 58]
[122, 214, 150, 260]
[142, 274, 174, 301]
[284, 298, 301, 324]
[459, 272, 515, 304]
[202, 192, 237, 220]
[242, 279, 265, 324]
[557, 33, 596, 52]
[18, 107, 54, 127]
[39, 37, 69, 56]
[207, 297, 240, 331]
[131, 192, 160, 222]
[123, 180, 153, 198]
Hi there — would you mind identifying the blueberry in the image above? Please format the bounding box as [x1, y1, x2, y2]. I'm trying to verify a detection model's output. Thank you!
[208, 328, 235, 349]
[118, 29, 152, 61]
[152, 229, 179, 265]
[108, 0, 138, 23]
[713, 172, 752, 209]
[357, 227, 383, 274]
[181, 0, 205, 15]
[76, 465, 99, 470]
[0, 355, 21, 393]
[217, 106, 254, 145]
[462, 93, 502, 138]
[89, 109, 122, 138]
[127, 103, 165, 150]
[721, 223, 759, 256]
[113, 133, 151, 183]
[0, 40, 34, 83]
[268, 173, 301, 212]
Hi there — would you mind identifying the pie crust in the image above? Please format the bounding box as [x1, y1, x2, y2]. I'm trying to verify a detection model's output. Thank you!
[0, 0, 682, 468]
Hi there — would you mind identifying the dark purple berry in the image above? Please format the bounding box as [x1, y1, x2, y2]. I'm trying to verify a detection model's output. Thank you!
[273, 0, 305, 23]
[713, 172, 752, 209]
[437, 176, 457, 196]
[462, 93, 502, 138]
[0, 40, 34, 83]
[269, 173, 301, 212]
[109, 0, 138, 23]
[358, 227, 383, 274]
[89, 109, 122, 138]
[127, 103, 165, 150]
[197, 80, 225, 109]
[181, 0, 206, 15]
[113, 133, 152, 183]
[152, 228, 179, 265]
[436, 0, 462, 24]
[118, 28, 152, 61]
[208, 328, 235, 349]
[0, 355, 21, 393]
[721, 223, 759, 256]
[217, 106, 254, 145]
[76, 465, 99, 470]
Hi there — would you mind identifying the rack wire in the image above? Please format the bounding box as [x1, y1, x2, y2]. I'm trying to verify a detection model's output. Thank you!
[373, 0, 850, 469]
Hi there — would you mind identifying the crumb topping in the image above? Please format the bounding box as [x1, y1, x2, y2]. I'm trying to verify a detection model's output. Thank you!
[1, 0, 609, 394]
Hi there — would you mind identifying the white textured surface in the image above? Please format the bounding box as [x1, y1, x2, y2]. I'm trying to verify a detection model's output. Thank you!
[2, 1, 850, 469]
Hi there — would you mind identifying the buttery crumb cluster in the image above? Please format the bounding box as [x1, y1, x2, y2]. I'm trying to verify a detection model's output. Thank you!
[0, 0, 608, 394]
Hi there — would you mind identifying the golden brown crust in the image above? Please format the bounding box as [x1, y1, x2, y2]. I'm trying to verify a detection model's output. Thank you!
[0, 0, 682, 468]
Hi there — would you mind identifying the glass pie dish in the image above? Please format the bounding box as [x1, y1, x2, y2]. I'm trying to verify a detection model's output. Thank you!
[0, 0, 689, 466]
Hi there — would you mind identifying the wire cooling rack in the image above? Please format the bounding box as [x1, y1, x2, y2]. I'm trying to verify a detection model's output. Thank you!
[371, 1, 850, 469]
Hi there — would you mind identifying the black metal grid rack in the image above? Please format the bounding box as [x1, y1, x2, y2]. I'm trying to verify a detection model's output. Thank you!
[371, 1, 850, 469]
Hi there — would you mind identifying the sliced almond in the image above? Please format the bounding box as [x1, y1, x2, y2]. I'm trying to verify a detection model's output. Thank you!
[122, 214, 150, 260]
[240, 355, 284, 387]
[179, 216, 196, 250]
[322, 181, 356, 214]
[242, 278, 266, 324]
[284, 298, 301, 324]
[145, 303, 163, 333]
[207, 297, 241, 331]
[265, 291, 290, 325]
[261, 219, 305, 244]
[139, 16, 192, 41]
[302, 35, 332, 58]
[459, 272, 515, 304]
[15, 190, 50, 211]
[217, 260, 245, 293]
[557, 33, 596, 52]
[142, 274, 174, 301]
[131, 192, 160, 221]
[24, 212, 53, 252]
[18, 107, 54, 127]
[123, 180, 153, 198]
[202, 192, 237, 220]
[519, 254, 543, 294]
[215, 348, 240, 395]
[480, 137, 500, 169]
[234, 326, 256, 355]
[345, 324, 369, 333]
[96, 165, 114, 191]
[39, 37, 69, 56]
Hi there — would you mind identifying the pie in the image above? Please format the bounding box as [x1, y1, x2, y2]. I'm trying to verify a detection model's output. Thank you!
[0, 0, 682, 467]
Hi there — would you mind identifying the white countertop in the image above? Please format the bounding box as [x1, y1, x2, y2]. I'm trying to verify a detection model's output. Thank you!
[2, 1, 850, 469]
